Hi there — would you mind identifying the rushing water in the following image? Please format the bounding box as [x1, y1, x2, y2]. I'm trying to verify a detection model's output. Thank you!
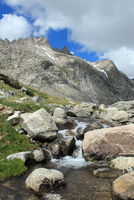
[52, 119, 92, 168]
[0, 118, 119, 200]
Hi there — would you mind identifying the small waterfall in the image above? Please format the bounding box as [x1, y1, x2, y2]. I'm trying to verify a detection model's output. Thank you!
[51, 119, 92, 168]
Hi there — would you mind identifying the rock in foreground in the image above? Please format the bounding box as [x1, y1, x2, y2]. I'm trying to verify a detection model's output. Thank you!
[25, 168, 64, 193]
[113, 172, 134, 199]
[82, 124, 134, 160]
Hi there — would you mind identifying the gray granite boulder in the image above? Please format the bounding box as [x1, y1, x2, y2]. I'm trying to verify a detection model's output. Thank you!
[25, 168, 64, 193]
[21, 108, 58, 141]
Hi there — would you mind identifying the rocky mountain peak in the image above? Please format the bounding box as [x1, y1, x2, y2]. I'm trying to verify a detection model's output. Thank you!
[92, 60, 116, 71]
[60, 46, 72, 55]
[53, 46, 72, 55]
[0, 37, 133, 105]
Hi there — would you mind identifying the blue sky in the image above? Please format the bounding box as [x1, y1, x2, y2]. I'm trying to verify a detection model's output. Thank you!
[0, 0, 134, 77]
[47, 29, 99, 61]
[0, 1, 99, 62]
[0, 1, 13, 16]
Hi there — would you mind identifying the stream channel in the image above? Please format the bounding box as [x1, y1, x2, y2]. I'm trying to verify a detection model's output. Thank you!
[0, 118, 121, 200]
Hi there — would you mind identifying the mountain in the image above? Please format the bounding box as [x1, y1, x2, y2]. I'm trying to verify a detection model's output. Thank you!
[0, 37, 134, 105]
[53, 46, 72, 55]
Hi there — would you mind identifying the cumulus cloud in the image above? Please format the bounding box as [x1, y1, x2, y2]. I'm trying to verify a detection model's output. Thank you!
[0, 14, 31, 41]
[4, 0, 134, 76]
[102, 48, 134, 78]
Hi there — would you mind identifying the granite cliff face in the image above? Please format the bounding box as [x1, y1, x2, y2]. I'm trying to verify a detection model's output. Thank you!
[0, 37, 133, 104]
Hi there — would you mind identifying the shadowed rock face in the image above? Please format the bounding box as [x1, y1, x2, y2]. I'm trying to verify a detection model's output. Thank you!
[0, 37, 134, 104]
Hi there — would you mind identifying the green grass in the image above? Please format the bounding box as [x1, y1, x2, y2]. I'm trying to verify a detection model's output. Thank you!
[0, 99, 51, 112]
[0, 85, 70, 114]
[0, 82, 71, 180]
[0, 82, 70, 113]
[0, 115, 36, 160]
[26, 85, 69, 105]
[0, 114, 36, 180]
[0, 159, 27, 180]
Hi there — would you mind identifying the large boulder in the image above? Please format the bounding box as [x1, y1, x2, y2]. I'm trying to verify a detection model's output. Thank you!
[21, 108, 58, 141]
[82, 124, 134, 160]
[113, 172, 134, 199]
[96, 105, 130, 124]
[110, 156, 134, 170]
[25, 168, 64, 193]
[52, 107, 67, 124]
[68, 102, 98, 118]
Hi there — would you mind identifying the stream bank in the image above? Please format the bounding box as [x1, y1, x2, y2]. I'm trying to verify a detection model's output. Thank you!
[0, 117, 121, 200]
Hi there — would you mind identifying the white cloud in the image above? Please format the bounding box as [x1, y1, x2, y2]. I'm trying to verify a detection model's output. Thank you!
[101, 47, 134, 78]
[5, 0, 134, 50]
[0, 14, 31, 41]
[4, 0, 134, 76]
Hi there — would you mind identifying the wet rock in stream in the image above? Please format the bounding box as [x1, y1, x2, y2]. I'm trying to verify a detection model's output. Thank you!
[0, 116, 126, 200]
[49, 136, 76, 159]
[0, 165, 119, 200]
[93, 167, 122, 178]
[25, 168, 64, 194]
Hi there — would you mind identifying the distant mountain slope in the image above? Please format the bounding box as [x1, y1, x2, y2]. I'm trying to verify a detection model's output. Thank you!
[0, 37, 133, 105]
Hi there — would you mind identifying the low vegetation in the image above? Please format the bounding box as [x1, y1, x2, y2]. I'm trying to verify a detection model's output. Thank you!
[0, 81, 69, 112]
[0, 114, 36, 180]
[0, 159, 27, 180]
[0, 81, 71, 180]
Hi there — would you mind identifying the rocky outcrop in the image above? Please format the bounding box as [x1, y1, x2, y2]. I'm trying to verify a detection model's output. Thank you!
[25, 168, 64, 193]
[53, 46, 72, 55]
[113, 172, 134, 199]
[0, 73, 21, 89]
[0, 37, 134, 105]
[21, 108, 58, 141]
[82, 124, 134, 160]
